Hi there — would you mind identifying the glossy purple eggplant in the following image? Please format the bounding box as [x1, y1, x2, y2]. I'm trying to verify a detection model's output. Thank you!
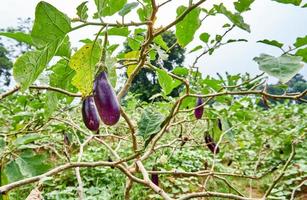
[93, 71, 120, 126]
[82, 96, 100, 131]
[204, 134, 219, 154]
[194, 97, 204, 119]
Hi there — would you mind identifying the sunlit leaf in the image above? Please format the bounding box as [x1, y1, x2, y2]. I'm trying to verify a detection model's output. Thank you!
[176, 6, 201, 47]
[69, 43, 101, 96]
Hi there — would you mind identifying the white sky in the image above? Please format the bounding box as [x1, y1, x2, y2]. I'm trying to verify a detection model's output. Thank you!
[0, 0, 306, 82]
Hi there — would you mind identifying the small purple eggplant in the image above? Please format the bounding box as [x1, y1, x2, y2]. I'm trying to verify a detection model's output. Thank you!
[93, 71, 120, 126]
[82, 96, 100, 131]
[194, 97, 204, 119]
[204, 134, 219, 154]
[151, 166, 159, 186]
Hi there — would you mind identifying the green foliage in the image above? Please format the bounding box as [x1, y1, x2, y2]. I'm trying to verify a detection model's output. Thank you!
[0, 32, 33, 45]
[0, 1, 306, 200]
[257, 39, 284, 48]
[175, 6, 201, 47]
[31, 1, 71, 48]
[76, 1, 89, 21]
[156, 68, 182, 96]
[253, 54, 304, 83]
[119, 2, 139, 17]
[94, 0, 127, 17]
[214, 3, 250, 32]
[137, 107, 165, 142]
[69, 43, 101, 96]
[234, 0, 255, 13]
[272, 0, 302, 6]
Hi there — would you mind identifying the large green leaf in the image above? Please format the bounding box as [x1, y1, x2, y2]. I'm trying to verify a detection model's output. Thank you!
[14, 133, 46, 146]
[31, 1, 71, 48]
[253, 54, 304, 83]
[94, 0, 127, 17]
[156, 68, 182, 95]
[16, 150, 52, 178]
[175, 6, 201, 47]
[214, 4, 250, 32]
[234, 0, 255, 12]
[77, 1, 89, 21]
[13, 39, 61, 91]
[137, 108, 164, 140]
[2, 161, 23, 183]
[69, 43, 101, 96]
[0, 32, 33, 45]
[272, 0, 302, 6]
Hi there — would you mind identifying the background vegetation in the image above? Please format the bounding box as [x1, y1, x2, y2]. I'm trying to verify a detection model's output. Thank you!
[0, 0, 306, 200]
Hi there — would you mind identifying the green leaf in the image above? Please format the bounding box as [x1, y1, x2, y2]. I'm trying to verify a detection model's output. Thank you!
[3, 160, 23, 183]
[137, 3, 152, 22]
[14, 133, 46, 146]
[69, 43, 101, 96]
[234, 0, 255, 13]
[94, 0, 127, 17]
[137, 108, 164, 140]
[44, 92, 58, 118]
[172, 67, 189, 76]
[77, 1, 89, 21]
[189, 45, 203, 53]
[119, 2, 139, 16]
[31, 1, 71, 48]
[106, 27, 130, 37]
[302, 3, 307, 7]
[253, 54, 304, 83]
[153, 35, 169, 51]
[128, 37, 141, 50]
[0, 32, 33, 45]
[295, 47, 307, 62]
[176, 6, 201, 47]
[156, 68, 182, 95]
[272, 0, 302, 6]
[214, 3, 250, 32]
[55, 35, 71, 58]
[50, 59, 76, 99]
[257, 39, 284, 48]
[200, 32, 210, 43]
[13, 39, 61, 91]
[125, 51, 139, 77]
[16, 150, 52, 177]
[294, 35, 307, 48]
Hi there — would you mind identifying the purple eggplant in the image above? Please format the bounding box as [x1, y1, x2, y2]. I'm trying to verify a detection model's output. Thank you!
[82, 96, 100, 131]
[204, 134, 219, 154]
[151, 166, 159, 186]
[194, 97, 204, 119]
[93, 71, 120, 126]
